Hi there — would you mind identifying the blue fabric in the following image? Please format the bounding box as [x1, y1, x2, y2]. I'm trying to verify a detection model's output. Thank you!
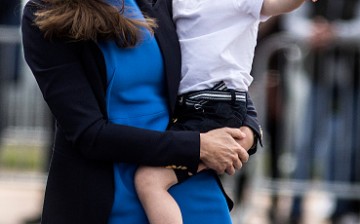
[170, 171, 232, 224]
[100, 1, 167, 223]
[100, 0, 232, 223]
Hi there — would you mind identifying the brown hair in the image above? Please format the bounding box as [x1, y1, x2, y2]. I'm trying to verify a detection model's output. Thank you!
[33, 0, 157, 47]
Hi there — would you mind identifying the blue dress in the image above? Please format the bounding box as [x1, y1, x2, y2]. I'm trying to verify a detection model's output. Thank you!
[99, 0, 232, 223]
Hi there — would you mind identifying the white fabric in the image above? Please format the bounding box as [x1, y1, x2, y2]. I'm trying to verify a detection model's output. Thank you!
[173, 0, 268, 94]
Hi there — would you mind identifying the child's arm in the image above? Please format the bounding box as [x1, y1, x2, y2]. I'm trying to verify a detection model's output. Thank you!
[261, 0, 318, 17]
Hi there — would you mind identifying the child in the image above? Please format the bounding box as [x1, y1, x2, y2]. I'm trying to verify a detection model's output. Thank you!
[135, 0, 318, 223]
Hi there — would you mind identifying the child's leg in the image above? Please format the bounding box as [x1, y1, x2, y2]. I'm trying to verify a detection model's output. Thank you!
[135, 166, 182, 224]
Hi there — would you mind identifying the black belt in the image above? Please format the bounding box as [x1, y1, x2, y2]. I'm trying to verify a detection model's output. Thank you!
[177, 81, 247, 108]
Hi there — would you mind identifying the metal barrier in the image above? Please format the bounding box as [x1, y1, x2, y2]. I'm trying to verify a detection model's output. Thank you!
[0, 25, 51, 145]
[238, 32, 360, 222]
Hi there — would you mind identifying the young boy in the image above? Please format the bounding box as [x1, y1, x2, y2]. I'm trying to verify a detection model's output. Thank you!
[135, 0, 318, 223]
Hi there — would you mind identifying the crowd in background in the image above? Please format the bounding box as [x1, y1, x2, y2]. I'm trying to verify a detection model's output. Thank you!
[251, 0, 360, 223]
[0, 0, 22, 146]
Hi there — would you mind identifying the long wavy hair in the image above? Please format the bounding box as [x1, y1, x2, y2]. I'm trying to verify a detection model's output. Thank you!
[33, 0, 157, 47]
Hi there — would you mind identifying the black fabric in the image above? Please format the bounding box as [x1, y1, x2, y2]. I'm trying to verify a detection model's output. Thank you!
[173, 169, 191, 183]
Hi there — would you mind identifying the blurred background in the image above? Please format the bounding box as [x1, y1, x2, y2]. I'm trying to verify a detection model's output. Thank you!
[0, 0, 360, 224]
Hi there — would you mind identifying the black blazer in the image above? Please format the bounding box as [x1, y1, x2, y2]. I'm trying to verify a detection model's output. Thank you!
[21, 0, 262, 223]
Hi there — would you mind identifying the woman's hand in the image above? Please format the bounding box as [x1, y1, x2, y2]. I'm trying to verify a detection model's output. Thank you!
[237, 126, 255, 151]
[199, 128, 249, 175]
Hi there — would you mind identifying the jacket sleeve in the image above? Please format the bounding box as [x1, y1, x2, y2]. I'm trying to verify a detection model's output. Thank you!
[21, 2, 200, 174]
[243, 93, 263, 154]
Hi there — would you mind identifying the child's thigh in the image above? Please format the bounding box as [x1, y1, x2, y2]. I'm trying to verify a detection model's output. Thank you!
[135, 166, 177, 190]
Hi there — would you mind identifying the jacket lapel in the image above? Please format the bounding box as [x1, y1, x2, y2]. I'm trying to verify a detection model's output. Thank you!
[136, 0, 182, 113]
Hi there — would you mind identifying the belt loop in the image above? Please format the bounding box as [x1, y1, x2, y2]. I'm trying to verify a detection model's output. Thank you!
[230, 89, 236, 104]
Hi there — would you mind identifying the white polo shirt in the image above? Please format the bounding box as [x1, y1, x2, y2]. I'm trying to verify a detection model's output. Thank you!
[173, 0, 268, 94]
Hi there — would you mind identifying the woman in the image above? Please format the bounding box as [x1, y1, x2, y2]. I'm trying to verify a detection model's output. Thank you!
[21, 0, 261, 223]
